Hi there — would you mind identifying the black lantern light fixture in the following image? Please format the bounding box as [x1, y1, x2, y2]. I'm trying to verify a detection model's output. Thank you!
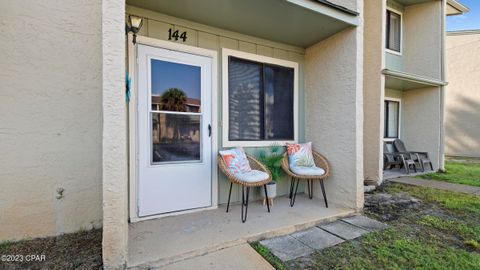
[126, 15, 143, 44]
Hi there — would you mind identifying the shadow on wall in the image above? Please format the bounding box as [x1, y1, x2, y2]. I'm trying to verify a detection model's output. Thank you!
[446, 95, 480, 157]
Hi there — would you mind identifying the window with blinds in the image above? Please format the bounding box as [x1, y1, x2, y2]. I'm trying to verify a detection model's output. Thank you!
[228, 56, 294, 141]
[386, 9, 402, 53]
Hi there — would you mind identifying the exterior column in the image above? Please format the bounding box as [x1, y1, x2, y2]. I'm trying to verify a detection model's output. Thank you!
[363, 0, 386, 185]
[102, 0, 128, 269]
[305, 0, 364, 210]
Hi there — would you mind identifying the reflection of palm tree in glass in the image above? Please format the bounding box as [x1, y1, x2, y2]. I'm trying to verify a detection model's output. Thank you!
[160, 88, 188, 141]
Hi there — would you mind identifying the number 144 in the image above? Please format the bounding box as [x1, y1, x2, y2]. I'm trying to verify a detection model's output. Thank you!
[168, 29, 187, 42]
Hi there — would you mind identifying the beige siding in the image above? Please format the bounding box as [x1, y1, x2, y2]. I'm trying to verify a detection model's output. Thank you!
[445, 33, 480, 157]
[385, 88, 403, 99]
[0, 1, 103, 241]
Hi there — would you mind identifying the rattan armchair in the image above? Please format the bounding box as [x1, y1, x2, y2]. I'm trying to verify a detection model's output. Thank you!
[281, 151, 330, 207]
[218, 154, 272, 222]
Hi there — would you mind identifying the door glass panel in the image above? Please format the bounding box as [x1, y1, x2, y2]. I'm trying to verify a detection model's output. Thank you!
[151, 59, 201, 112]
[151, 113, 201, 163]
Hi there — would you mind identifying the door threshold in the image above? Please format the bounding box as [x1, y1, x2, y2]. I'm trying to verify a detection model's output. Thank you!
[130, 205, 218, 223]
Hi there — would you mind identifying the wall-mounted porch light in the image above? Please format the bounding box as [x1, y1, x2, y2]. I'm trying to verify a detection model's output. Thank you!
[126, 15, 144, 44]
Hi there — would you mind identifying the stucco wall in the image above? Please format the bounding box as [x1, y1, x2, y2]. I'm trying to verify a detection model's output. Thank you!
[363, 0, 385, 185]
[305, 0, 364, 209]
[403, 1, 442, 79]
[0, 1, 102, 241]
[445, 32, 480, 157]
[402, 87, 442, 170]
[102, 0, 128, 269]
[126, 5, 306, 205]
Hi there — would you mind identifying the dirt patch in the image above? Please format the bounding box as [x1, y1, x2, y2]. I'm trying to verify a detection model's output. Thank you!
[364, 192, 422, 221]
[0, 229, 102, 270]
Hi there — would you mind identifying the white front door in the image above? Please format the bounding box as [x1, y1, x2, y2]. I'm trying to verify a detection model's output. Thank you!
[137, 44, 213, 217]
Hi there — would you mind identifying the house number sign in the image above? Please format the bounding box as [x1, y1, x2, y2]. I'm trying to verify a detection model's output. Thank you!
[168, 28, 187, 42]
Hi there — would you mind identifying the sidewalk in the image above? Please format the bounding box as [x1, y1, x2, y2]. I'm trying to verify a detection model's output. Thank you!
[259, 215, 387, 262]
[162, 244, 274, 270]
[389, 177, 480, 196]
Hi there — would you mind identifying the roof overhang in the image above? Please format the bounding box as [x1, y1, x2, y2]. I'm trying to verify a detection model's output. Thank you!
[382, 69, 447, 91]
[446, 0, 469, 16]
[126, 0, 359, 48]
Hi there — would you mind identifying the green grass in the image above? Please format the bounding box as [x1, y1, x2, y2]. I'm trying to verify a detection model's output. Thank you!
[250, 242, 288, 270]
[418, 161, 480, 187]
[384, 183, 480, 216]
[256, 183, 480, 270]
[288, 227, 480, 270]
[0, 240, 11, 251]
[419, 215, 480, 250]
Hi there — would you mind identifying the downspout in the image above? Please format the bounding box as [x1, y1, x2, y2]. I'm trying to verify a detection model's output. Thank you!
[439, 0, 446, 172]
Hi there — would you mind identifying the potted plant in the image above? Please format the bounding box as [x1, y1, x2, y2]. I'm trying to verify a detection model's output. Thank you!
[256, 144, 285, 206]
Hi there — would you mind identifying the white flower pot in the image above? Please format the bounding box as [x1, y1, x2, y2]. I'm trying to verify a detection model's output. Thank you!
[261, 182, 277, 198]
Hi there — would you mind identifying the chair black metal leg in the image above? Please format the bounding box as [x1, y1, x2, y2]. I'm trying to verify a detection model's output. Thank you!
[226, 182, 233, 213]
[241, 186, 250, 223]
[320, 180, 328, 208]
[289, 177, 295, 199]
[290, 179, 300, 207]
[264, 184, 270, 213]
[307, 179, 313, 199]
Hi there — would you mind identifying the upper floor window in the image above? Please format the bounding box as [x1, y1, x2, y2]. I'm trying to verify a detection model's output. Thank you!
[386, 9, 402, 54]
[222, 49, 298, 147]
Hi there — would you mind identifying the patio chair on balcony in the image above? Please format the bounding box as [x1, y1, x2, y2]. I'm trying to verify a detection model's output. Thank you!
[394, 139, 433, 172]
[281, 149, 330, 208]
[218, 152, 272, 223]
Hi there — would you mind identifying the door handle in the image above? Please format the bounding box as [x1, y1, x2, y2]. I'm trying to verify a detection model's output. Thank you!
[208, 124, 212, 137]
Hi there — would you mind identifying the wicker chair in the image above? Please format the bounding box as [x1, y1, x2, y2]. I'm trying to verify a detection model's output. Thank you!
[281, 151, 330, 207]
[218, 154, 272, 223]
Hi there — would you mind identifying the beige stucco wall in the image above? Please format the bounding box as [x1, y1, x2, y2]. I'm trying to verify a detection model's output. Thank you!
[0, 1, 102, 241]
[403, 1, 443, 79]
[402, 87, 442, 170]
[305, 0, 364, 209]
[445, 32, 480, 157]
[102, 0, 128, 269]
[363, 0, 385, 185]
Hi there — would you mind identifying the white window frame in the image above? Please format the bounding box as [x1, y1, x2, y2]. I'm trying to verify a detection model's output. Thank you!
[222, 48, 299, 147]
[383, 97, 402, 142]
[385, 6, 403, 56]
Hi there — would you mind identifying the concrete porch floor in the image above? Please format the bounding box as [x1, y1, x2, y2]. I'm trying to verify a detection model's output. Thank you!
[127, 194, 355, 269]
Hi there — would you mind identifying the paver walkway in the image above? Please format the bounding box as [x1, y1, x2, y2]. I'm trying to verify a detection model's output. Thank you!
[260, 215, 387, 261]
[161, 244, 274, 270]
[390, 177, 480, 196]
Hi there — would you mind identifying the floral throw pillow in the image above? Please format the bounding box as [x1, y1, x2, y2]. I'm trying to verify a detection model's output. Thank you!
[286, 142, 315, 167]
[219, 148, 252, 175]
